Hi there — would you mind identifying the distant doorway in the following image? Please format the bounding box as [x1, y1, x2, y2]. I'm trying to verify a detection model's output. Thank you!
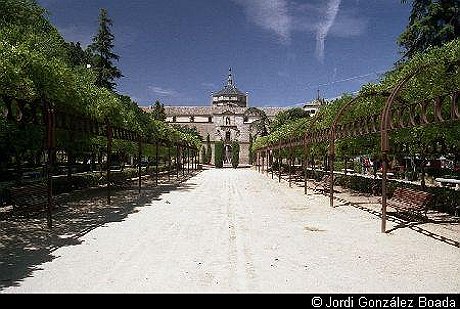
[224, 144, 232, 164]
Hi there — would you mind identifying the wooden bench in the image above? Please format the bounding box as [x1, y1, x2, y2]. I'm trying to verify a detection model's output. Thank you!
[313, 175, 334, 194]
[386, 187, 432, 219]
[9, 183, 48, 212]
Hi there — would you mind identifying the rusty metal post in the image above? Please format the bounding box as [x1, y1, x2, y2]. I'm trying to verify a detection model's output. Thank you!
[155, 141, 159, 186]
[194, 149, 197, 170]
[304, 137, 308, 195]
[262, 151, 265, 174]
[187, 147, 190, 174]
[106, 123, 112, 204]
[193, 149, 196, 170]
[176, 145, 180, 179]
[182, 146, 185, 177]
[190, 149, 193, 172]
[278, 149, 282, 183]
[138, 138, 142, 193]
[380, 75, 414, 233]
[267, 149, 270, 175]
[288, 145, 292, 188]
[329, 150, 335, 207]
[271, 149, 274, 179]
[168, 146, 171, 182]
[381, 151, 389, 232]
[45, 103, 55, 228]
[259, 151, 262, 173]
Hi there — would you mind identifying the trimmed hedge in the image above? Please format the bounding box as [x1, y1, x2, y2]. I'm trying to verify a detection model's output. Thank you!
[305, 169, 459, 215]
[215, 142, 224, 168]
[232, 141, 240, 168]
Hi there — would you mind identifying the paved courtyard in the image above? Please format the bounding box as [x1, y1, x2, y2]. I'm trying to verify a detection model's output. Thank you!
[2, 169, 459, 293]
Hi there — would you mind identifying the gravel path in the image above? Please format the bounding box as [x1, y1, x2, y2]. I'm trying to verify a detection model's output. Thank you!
[3, 169, 459, 293]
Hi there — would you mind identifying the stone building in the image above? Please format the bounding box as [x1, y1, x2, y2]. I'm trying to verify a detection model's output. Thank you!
[161, 69, 287, 166]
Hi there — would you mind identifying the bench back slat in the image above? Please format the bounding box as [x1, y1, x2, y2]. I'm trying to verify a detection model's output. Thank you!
[390, 187, 432, 211]
[9, 183, 48, 208]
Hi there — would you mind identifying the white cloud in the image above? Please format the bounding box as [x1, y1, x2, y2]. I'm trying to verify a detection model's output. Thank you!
[232, 0, 292, 43]
[148, 86, 178, 97]
[234, 0, 366, 63]
[329, 10, 368, 38]
[315, 0, 342, 63]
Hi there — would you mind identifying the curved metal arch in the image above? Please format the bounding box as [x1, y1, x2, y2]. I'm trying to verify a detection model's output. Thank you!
[379, 67, 431, 233]
[380, 59, 460, 232]
[327, 90, 391, 207]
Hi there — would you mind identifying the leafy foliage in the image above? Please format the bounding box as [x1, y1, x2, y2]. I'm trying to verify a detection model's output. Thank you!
[150, 100, 166, 121]
[244, 107, 271, 137]
[206, 134, 212, 164]
[399, 0, 460, 59]
[269, 107, 310, 132]
[214, 141, 224, 168]
[0, 0, 200, 170]
[232, 141, 240, 168]
[252, 38, 460, 167]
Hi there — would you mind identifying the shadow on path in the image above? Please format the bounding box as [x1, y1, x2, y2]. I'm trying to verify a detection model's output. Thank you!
[0, 171, 201, 290]
[332, 195, 460, 249]
[264, 170, 460, 250]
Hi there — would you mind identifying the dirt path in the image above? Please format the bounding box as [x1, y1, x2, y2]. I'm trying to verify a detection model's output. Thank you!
[2, 169, 459, 293]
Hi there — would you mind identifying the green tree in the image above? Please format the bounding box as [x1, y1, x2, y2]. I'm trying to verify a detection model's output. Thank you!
[200, 146, 207, 164]
[244, 107, 271, 137]
[88, 8, 122, 91]
[270, 107, 309, 132]
[206, 134, 212, 164]
[172, 125, 203, 142]
[214, 141, 224, 168]
[399, 0, 460, 59]
[248, 133, 254, 164]
[232, 141, 240, 168]
[151, 100, 166, 121]
[66, 41, 92, 68]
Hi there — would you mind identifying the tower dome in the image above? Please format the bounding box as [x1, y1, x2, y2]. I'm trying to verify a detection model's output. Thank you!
[212, 68, 248, 107]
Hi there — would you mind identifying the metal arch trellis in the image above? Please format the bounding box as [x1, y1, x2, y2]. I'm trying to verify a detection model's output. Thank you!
[254, 59, 460, 233]
[328, 90, 392, 209]
[1, 101, 199, 228]
[380, 72, 460, 232]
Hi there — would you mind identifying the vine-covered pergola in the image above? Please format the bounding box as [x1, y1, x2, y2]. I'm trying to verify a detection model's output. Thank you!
[3, 101, 199, 228]
[254, 45, 460, 233]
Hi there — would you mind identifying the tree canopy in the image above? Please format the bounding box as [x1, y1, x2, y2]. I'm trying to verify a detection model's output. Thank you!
[399, 0, 460, 59]
[151, 100, 166, 121]
[0, 0, 201, 168]
[252, 38, 460, 161]
[244, 107, 271, 137]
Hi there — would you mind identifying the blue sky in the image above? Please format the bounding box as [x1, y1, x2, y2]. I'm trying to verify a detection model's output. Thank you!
[38, 0, 411, 107]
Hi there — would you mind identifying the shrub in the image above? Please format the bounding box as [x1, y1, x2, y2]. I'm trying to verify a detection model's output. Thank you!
[232, 141, 240, 168]
[214, 141, 224, 168]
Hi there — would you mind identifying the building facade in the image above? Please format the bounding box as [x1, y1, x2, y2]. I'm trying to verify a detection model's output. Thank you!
[145, 69, 323, 166]
[165, 69, 288, 165]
